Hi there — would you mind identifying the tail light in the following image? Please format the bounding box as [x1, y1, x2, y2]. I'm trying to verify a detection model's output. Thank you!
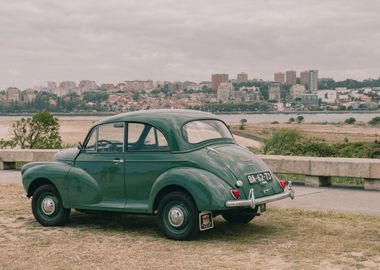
[230, 189, 240, 200]
[279, 180, 287, 189]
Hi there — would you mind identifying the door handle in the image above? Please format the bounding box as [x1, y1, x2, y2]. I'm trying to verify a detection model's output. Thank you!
[112, 159, 124, 164]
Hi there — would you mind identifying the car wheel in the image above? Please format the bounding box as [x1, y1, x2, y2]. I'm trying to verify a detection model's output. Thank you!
[32, 184, 70, 226]
[222, 210, 257, 224]
[157, 191, 199, 240]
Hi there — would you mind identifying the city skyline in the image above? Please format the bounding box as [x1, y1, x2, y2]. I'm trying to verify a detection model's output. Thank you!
[1, 0, 380, 89]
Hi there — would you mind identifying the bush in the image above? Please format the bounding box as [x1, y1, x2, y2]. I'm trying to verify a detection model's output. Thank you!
[369, 116, 380, 125]
[288, 117, 295, 123]
[263, 129, 304, 155]
[271, 121, 279, 124]
[345, 117, 356, 124]
[0, 111, 62, 149]
[262, 128, 380, 158]
[296, 115, 304, 124]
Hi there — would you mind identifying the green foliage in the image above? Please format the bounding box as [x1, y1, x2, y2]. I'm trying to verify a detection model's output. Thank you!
[369, 116, 380, 125]
[239, 118, 247, 130]
[83, 91, 109, 103]
[345, 117, 356, 124]
[262, 128, 380, 158]
[263, 129, 303, 155]
[288, 117, 295, 123]
[271, 121, 279, 124]
[318, 77, 380, 90]
[296, 115, 304, 123]
[1, 111, 62, 149]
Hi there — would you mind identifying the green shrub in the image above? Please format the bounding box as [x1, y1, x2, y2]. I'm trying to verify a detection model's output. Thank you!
[296, 115, 304, 123]
[345, 117, 356, 124]
[369, 116, 380, 125]
[262, 128, 380, 158]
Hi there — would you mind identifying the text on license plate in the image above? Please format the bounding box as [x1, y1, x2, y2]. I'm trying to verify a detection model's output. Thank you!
[247, 171, 273, 184]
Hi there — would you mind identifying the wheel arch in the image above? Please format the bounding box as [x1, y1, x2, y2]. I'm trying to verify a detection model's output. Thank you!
[27, 177, 57, 197]
[152, 184, 195, 213]
[148, 167, 232, 213]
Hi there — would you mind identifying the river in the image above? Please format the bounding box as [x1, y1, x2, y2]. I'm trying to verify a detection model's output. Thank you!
[1, 112, 379, 124]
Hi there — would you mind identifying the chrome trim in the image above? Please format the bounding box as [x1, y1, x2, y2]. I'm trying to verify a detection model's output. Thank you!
[41, 197, 56, 215]
[168, 207, 185, 227]
[225, 181, 295, 209]
[112, 159, 124, 164]
[235, 180, 243, 187]
[206, 146, 219, 154]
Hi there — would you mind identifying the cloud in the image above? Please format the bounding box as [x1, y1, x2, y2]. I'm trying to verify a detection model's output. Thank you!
[0, 0, 379, 89]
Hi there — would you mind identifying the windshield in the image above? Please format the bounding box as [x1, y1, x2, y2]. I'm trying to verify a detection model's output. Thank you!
[182, 120, 233, 144]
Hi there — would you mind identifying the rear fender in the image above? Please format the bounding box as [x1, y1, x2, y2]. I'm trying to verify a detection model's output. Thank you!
[148, 167, 233, 213]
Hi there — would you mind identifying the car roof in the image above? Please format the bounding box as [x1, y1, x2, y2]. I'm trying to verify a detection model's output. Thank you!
[94, 109, 233, 151]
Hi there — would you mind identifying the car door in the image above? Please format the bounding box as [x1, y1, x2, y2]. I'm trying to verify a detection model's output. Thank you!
[124, 122, 176, 213]
[70, 122, 126, 210]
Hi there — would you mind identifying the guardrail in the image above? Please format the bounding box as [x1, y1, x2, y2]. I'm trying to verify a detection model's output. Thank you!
[0, 150, 379, 191]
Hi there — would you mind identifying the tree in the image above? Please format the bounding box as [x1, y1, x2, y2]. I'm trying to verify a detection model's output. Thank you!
[239, 119, 247, 130]
[289, 117, 295, 123]
[369, 116, 380, 126]
[296, 115, 304, 124]
[345, 117, 356, 124]
[10, 111, 62, 149]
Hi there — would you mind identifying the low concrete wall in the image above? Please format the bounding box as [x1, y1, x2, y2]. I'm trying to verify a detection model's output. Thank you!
[0, 150, 379, 190]
[257, 155, 380, 191]
[0, 149, 58, 170]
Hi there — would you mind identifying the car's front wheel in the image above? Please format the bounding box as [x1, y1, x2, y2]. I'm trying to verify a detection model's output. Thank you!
[32, 184, 71, 226]
[157, 191, 199, 240]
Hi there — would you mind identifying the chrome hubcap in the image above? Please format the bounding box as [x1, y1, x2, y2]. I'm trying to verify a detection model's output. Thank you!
[41, 197, 56, 216]
[168, 207, 184, 227]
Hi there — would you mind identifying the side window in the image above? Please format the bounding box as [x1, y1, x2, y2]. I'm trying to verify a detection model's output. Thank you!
[97, 122, 125, 153]
[127, 123, 169, 151]
[84, 128, 97, 151]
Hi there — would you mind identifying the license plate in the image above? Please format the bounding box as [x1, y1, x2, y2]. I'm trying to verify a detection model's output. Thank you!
[247, 171, 273, 184]
[199, 212, 214, 231]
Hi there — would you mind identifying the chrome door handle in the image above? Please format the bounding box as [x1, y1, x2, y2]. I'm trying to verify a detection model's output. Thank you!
[112, 159, 124, 164]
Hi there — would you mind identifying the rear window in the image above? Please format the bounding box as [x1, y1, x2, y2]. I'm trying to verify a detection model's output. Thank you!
[182, 120, 233, 144]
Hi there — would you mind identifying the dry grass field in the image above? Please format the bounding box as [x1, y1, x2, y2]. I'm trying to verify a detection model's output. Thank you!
[231, 123, 380, 144]
[0, 184, 379, 270]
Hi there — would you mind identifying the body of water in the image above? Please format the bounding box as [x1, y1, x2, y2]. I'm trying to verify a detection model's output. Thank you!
[0, 112, 379, 124]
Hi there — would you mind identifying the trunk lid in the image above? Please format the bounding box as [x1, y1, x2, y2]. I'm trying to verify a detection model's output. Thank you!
[207, 144, 283, 199]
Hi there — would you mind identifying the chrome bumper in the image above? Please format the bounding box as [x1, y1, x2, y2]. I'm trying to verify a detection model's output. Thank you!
[225, 181, 295, 209]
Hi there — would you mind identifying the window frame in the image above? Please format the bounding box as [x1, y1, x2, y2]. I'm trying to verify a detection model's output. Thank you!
[181, 118, 234, 145]
[126, 121, 170, 152]
[82, 122, 126, 153]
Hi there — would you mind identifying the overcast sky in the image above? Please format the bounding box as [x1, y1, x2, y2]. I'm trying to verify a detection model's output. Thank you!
[1, 0, 380, 89]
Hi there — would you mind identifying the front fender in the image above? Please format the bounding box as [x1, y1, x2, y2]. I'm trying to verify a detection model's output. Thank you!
[22, 162, 72, 207]
[148, 167, 233, 213]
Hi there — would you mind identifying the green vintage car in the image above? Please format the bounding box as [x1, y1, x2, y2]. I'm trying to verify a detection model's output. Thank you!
[21, 109, 295, 240]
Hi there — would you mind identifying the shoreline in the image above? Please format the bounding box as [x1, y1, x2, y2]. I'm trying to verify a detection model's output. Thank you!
[0, 110, 379, 117]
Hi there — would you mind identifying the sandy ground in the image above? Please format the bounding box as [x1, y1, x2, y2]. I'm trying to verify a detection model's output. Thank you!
[232, 123, 380, 144]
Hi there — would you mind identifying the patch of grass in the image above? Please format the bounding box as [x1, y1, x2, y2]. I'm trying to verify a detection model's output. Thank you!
[0, 184, 379, 269]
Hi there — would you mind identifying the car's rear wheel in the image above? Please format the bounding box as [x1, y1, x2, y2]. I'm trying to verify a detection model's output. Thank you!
[157, 191, 199, 240]
[32, 184, 70, 226]
[222, 209, 257, 224]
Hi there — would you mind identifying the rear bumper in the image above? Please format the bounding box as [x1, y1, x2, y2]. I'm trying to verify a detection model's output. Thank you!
[225, 181, 295, 209]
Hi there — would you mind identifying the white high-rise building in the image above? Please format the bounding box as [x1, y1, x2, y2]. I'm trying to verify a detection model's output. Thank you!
[309, 70, 319, 92]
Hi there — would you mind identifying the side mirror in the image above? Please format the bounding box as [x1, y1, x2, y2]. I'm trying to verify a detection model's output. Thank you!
[77, 142, 83, 150]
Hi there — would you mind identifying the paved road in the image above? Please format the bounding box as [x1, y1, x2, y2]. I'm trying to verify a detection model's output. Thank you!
[1, 170, 379, 215]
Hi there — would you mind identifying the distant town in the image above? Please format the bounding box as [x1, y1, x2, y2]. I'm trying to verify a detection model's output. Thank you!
[1, 70, 380, 113]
